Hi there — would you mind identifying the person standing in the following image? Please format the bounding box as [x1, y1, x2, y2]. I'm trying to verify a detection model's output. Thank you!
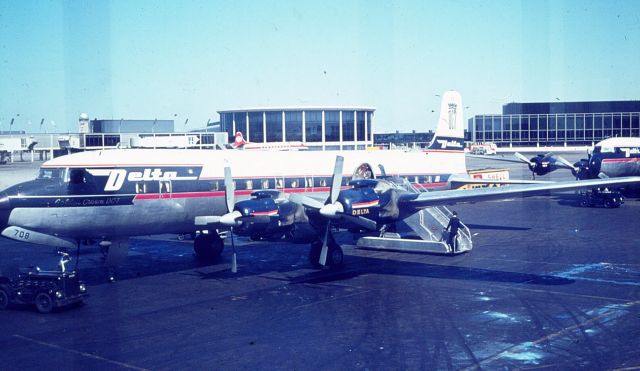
[445, 211, 461, 252]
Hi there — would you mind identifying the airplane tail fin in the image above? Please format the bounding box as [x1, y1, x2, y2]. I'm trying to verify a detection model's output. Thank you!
[232, 132, 248, 148]
[427, 90, 465, 152]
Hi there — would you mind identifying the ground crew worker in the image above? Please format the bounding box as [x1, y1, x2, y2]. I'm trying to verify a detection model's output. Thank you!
[445, 211, 461, 252]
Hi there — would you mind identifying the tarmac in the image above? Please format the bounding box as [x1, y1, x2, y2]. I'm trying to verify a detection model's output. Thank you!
[1, 153, 639, 370]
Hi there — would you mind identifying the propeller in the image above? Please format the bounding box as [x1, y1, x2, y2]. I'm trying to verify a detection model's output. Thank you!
[221, 165, 238, 273]
[513, 152, 579, 180]
[317, 156, 345, 266]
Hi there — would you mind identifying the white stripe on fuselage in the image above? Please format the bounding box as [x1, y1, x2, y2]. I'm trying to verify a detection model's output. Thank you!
[42, 148, 467, 180]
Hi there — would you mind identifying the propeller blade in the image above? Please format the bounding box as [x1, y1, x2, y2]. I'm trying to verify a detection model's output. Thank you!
[224, 166, 234, 213]
[220, 210, 242, 226]
[230, 228, 237, 273]
[514, 152, 533, 165]
[554, 155, 577, 171]
[342, 215, 377, 231]
[319, 223, 330, 266]
[288, 193, 325, 209]
[330, 156, 344, 204]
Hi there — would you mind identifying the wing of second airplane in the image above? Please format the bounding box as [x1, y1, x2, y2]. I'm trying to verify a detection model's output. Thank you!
[400, 176, 640, 211]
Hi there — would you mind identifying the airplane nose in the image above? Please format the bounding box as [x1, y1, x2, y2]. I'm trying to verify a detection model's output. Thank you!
[0, 191, 10, 231]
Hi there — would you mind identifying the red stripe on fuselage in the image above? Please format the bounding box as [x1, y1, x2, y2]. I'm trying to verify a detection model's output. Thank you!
[131, 182, 449, 201]
[602, 158, 640, 163]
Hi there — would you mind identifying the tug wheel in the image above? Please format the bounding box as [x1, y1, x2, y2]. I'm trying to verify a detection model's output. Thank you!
[35, 292, 54, 314]
[0, 288, 9, 310]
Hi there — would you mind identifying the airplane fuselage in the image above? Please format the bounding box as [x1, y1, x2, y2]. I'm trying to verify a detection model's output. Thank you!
[583, 138, 640, 179]
[0, 147, 467, 241]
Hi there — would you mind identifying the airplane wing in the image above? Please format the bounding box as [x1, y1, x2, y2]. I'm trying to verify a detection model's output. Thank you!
[399, 176, 640, 210]
[447, 175, 552, 188]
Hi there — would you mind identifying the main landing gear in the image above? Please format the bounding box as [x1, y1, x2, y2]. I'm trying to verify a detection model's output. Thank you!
[308, 235, 344, 269]
[193, 232, 224, 261]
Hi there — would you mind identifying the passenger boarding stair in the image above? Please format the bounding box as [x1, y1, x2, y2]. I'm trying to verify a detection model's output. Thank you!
[356, 179, 473, 255]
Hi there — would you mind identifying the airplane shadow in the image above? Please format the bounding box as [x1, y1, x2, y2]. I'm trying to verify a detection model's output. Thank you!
[189, 251, 574, 287]
[288, 255, 574, 286]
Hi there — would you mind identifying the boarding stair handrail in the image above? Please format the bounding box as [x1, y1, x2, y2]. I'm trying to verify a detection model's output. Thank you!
[403, 179, 473, 252]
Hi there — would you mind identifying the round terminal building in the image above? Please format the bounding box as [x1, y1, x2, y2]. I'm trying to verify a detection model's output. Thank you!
[218, 107, 375, 150]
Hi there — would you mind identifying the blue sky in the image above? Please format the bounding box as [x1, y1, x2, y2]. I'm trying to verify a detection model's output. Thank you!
[0, 0, 639, 134]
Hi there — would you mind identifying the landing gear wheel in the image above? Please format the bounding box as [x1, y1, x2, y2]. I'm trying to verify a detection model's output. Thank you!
[194, 233, 224, 261]
[0, 288, 9, 310]
[35, 292, 54, 313]
[309, 240, 322, 268]
[308, 238, 344, 269]
[327, 244, 344, 268]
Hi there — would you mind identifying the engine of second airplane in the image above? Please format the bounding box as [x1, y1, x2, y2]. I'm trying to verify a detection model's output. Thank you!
[529, 154, 553, 176]
[336, 180, 381, 222]
[232, 192, 301, 239]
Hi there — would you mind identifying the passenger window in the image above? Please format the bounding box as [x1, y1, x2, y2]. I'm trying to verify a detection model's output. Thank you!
[136, 182, 147, 194]
[245, 180, 253, 190]
[276, 178, 284, 189]
[210, 181, 219, 191]
[261, 179, 270, 189]
[160, 180, 172, 193]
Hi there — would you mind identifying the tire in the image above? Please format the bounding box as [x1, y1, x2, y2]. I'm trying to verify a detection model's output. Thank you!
[604, 199, 614, 208]
[194, 233, 224, 260]
[579, 198, 589, 207]
[308, 240, 323, 268]
[177, 234, 185, 241]
[0, 288, 9, 310]
[35, 292, 54, 314]
[327, 244, 344, 269]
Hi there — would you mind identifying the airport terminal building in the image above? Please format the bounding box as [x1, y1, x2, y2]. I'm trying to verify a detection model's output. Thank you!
[468, 100, 640, 147]
[218, 107, 375, 150]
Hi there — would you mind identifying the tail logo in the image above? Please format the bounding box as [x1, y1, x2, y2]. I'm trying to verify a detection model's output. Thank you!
[436, 139, 463, 149]
[448, 103, 457, 130]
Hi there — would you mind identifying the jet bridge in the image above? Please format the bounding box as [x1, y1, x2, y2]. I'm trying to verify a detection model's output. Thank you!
[356, 179, 473, 255]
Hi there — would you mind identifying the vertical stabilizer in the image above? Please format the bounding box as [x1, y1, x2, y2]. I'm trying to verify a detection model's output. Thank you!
[232, 132, 248, 148]
[427, 90, 465, 151]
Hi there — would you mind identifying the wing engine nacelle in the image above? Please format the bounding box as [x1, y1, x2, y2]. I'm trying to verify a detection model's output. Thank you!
[232, 191, 301, 239]
[335, 180, 381, 221]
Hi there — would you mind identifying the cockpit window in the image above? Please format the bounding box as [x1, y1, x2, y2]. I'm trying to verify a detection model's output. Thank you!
[69, 168, 87, 184]
[37, 168, 65, 180]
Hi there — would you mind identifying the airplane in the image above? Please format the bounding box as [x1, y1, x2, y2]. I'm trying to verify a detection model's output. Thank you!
[1, 91, 639, 274]
[474, 137, 640, 182]
[231, 131, 308, 151]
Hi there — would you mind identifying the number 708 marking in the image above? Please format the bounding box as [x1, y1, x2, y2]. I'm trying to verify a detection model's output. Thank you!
[13, 230, 30, 240]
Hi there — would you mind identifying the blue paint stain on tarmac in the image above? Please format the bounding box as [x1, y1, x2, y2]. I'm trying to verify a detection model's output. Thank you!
[552, 263, 640, 286]
[483, 310, 519, 322]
